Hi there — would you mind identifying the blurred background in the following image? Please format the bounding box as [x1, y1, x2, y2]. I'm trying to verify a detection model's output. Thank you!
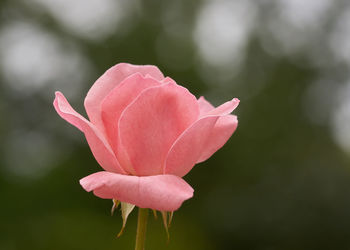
[1, 0, 350, 249]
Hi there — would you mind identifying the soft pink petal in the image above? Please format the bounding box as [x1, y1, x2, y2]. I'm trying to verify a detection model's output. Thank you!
[53, 92, 126, 174]
[161, 76, 177, 85]
[165, 98, 239, 177]
[101, 73, 161, 158]
[207, 98, 239, 116]
[164, 116, 219, 176]
[198, 96, 214, 116]
[198, 97, 239, 116]
[84, 63, 164, 132]
[118, 83, 200, 176]
[197, 115, 238, 163]
[80, 171, 194, 211]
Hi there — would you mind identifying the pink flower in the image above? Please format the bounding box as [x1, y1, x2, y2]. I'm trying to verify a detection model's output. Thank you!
[53, 63, 239, 211]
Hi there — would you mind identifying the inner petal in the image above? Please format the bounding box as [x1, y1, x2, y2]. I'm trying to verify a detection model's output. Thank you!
[101, 73, 161, 155]
[118, 82, 200, 176]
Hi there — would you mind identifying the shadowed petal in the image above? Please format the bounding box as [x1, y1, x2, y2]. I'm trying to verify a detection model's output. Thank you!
[80, 171, 194, 211]
[53, 91, 126, 174]
[84, 63, 164, 132]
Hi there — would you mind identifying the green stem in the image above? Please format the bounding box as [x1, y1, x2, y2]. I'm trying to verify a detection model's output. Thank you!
[135, 208, 149, 250]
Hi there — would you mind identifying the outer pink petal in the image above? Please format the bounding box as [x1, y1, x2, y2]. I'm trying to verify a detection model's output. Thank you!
[164, 116, 218, 176]
[80, 171, 194, 211]
[101, 73, 161, 157]
[197, 115, 238, 163]
[53, 92, 126, 174]
[207, 98, 239, 116]
[165, 98, 239, 177]
[118, 82, 200, 176]
[84, 63, 164, 132]
[198, 96, 215, 116]
[161, 76, 177, 85]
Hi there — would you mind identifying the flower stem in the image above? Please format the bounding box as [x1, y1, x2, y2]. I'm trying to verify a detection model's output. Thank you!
[135, 207, 149, 250]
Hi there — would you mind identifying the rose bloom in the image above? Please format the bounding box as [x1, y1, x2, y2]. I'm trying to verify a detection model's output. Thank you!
[54, 63, 239, 211]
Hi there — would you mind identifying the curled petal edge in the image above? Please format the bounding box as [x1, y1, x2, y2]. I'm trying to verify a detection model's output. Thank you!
[53, 92, 126, 174]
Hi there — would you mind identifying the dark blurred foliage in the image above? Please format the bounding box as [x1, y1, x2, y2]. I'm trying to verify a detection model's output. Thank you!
[1, 0, 350, 249]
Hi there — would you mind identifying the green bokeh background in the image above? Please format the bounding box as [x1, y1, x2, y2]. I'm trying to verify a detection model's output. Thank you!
[1, 0, 350, 249]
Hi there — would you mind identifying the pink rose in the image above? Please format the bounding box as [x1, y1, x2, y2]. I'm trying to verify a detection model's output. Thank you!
[53, 63, 239, 211]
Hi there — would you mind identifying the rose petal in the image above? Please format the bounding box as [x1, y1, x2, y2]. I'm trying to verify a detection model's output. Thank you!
[197, 115, 238, 163]
[198, 96, 214, 116]
[164, 116, 218, 176]
[101, 73, 161, 157]
[84, 63, 164, 132]
[164, 98, 239, 177]
[80, 171, 194, 211]
[207, 98, 239, 116]
[118, 82, 200, 176]
[161, 76, 177, 85]
[53, 91, 126, 174]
